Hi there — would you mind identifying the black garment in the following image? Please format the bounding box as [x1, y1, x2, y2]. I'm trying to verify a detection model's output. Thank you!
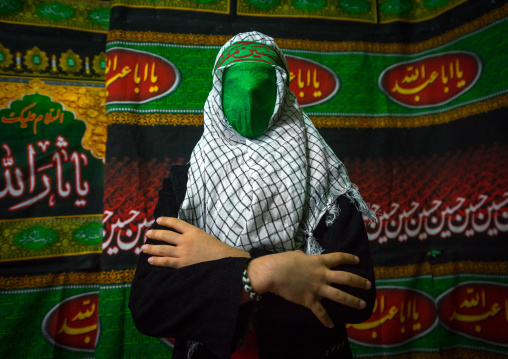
[129, 165, 376, 359]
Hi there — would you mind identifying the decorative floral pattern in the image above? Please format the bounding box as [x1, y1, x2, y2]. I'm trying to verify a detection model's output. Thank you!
[245, 0, 280, 10]
[36, 1, 75, 21]
[58, 49, 82, 74]
[338, 0, 371, 14]
[92, 52, 107, 76]
[0, 43, 13, 69]
[238, 0, 376, 21]
[1, 215, 102, 261]
[291, 0, 327, 11]
[379, 0, 413, 15]
[378, 0, 466, 22]
[111, 0, 229, 14]
[0, 80, 107, 159]
[24, 46, 49, 72]
[87, 7, 110, 27]
[0, 270, 135, 289]
[13, 226, 58, 250]
[424, 0, 449, 9]
[73, 222, 103, 245]
[0, 43, 105, 80]
[0, 0, 109, 32]
[0, 0, 23, 15]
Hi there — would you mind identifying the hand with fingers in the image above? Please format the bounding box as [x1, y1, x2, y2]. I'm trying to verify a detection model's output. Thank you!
[246, 250, 371, 329]
[143, 216, 372, 329]
[142, 217, 250, 269]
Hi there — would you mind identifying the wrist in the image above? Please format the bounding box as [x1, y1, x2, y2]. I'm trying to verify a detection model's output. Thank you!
[246, 255, 273, 295]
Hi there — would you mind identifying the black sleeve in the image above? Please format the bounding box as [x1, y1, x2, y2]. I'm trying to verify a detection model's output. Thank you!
[317, 195, 376, 324]
[128, 168, 250, 359]
[253, 195, 376, 357]
[254, 195, 376, 324]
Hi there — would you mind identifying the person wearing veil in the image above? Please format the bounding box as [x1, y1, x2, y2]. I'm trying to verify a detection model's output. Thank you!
[129, 32, 376, 359]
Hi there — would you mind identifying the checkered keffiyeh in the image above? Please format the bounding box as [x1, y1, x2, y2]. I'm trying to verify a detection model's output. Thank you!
[179, 32, 375, 254]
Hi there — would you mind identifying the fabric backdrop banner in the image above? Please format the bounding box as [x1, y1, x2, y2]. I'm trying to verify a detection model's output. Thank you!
[104, 0, 508, 358]
[0, 0, 109, 358]
[1, 0, 507, 358]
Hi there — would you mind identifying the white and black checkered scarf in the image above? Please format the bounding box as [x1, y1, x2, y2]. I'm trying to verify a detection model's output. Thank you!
[179, 31, 375, 254]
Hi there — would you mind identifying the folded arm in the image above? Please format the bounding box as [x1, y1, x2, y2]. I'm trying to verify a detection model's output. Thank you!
[141, 196, 375, 328]
[128, 174, 249, 359]
[129, 169, 375, 358]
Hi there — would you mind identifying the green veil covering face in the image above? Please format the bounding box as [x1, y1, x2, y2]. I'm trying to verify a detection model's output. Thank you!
[222, 62, 277, 139]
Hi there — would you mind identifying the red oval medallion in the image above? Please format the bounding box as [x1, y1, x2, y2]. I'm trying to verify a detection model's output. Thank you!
[347, 287, 438, 347]
[106, 48, 181, 104]
[379, 51, 481, 108]
[41, 292, 100, 352]
[437, 282, 508, 346]
[286, 55, 339, 107]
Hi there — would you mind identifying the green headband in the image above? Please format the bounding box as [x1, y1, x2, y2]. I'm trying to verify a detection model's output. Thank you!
[214, 41, 285, 72]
